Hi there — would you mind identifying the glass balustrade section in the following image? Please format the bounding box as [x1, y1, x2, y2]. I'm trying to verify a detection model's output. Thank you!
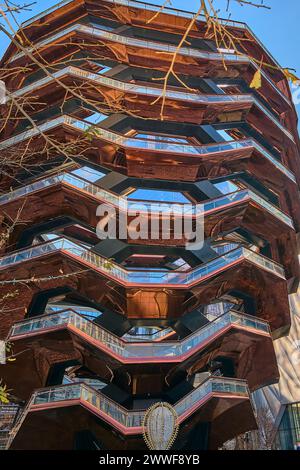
[11, 64, 292, 140]
[122, 326, 174, 342]
[8, 376, 249, 444]
[0, 114, 295, 183]
[0, 236, 286, 282]
[14, 66, 253, 104]
[0, 170, 293, 227]
[21, 0, 248, 29]
[9, 309, 270, 361]
[11, 20, 290, 108]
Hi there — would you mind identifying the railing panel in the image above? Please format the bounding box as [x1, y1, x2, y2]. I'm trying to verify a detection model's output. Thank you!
[26, 378, 249, 428]
[0, 114, 295, 182]
[0, 237, 286, 284]
[9, 309, 271, 361]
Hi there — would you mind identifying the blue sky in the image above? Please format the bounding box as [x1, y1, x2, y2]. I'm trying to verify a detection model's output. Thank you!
[1, 0, 299, 113]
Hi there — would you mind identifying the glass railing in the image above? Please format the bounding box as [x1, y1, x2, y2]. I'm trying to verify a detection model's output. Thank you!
[122, 326, 174, 342]
[204, 188, 294, 228]
[0, 114, 295, 184]
[11, 62, 291, 140]
[251, 99, 293, 140]
[8, 377, 249, 445]
[11, 21, 290, 109]
[111, 0, 283, 74]
[45, 303, 103, 319]
[0, 169, 294, 228]
[9, 309, 270, 360]
[21, 0, 245, 29]
[18, 0, 283, 77]
[63, 375, 107, 390]
[12, 64, 291, 139]
[245, 190, 294, 228]
[0, 236, 286, 282]
[14, 66, 253, 104]
[8, 23, 248, 64]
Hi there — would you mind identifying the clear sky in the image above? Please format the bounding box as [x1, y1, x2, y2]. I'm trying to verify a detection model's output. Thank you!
[1, 0, 299, 113]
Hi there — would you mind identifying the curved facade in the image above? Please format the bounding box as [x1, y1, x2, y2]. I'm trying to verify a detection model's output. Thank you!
[0, 0, 300, 450]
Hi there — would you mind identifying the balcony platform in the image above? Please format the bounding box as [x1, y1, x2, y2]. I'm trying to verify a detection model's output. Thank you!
[0, 170, 298, 285]
[0, 238, 291, 335]
[0, 309, 278, 398]
[7, 378, 256, 450]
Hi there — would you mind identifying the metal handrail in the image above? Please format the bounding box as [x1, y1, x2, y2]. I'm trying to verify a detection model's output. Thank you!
[7, 49, 292, 140]
[6, 376, 250, 448]
[12, 64, 284, 126]
[8, 308, 271, 360]
[10, 21, 290, 109]
[0, 170, 294, 228]
[0, 236, 286, 283]
[20, 0, 282, 77]
[0, 114, 295, 184]
[13, 65, 253, 103]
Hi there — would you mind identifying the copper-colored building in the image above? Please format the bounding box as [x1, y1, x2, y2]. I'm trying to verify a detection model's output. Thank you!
[0, 0, 299, 450]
